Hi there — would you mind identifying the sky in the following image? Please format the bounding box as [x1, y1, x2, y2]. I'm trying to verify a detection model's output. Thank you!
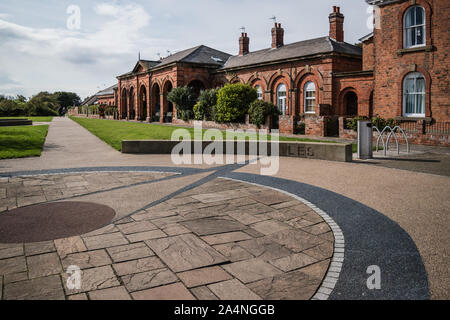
[0, 0, 373, 99]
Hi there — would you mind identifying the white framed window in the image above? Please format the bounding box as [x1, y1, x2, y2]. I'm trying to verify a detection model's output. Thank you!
[277, 84, 287, 115]
[304, 81, 316, 114]
[403, 72, 425, 117]
[404, 6, 425, 48]
[255, 85, 263, 100]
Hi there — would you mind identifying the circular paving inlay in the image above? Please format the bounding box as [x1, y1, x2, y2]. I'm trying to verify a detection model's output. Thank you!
[0, 201, 115, 243]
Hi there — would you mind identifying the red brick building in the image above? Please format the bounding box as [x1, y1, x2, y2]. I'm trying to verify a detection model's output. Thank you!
[115, 2, 449, 145]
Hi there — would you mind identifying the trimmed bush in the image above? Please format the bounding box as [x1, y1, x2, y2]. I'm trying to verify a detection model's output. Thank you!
[215, 83, 257, 123]
[248, 100, 279, 127]
[194, 88, 218, 121]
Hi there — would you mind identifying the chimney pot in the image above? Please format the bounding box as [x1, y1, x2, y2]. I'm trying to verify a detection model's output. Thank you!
[239, 32, 250, 56]
[271, 22, 284, 48]
[329, 6, 344, 42]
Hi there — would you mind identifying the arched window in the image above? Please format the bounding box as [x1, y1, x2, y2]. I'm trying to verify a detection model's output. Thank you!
[403, 72, 425, 117]
[255, 85, 263, 100]
[277, 84, 287, 115]
[304, 81, 316, 114]
[404, 6, 425, 48]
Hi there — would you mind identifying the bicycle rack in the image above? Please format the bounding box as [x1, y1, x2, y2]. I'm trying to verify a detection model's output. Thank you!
[374, 125, 410, 156]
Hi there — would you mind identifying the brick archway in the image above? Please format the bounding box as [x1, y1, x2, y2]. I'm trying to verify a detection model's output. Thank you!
[129, 87, 136, 120]
[120, 88, 128, 119]
[151, 82, 161, 122]
[139, 85, 147, 121]
[338, 87, 359, 116]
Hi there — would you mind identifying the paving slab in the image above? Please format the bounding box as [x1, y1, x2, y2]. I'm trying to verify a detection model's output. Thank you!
[132, 282, 196, 300]
[177, 266, 233, 288]
[107, 242, 154, 263]
[121, 268, 178, 292]
[4, 275, 65, 300]
[89, 286, 131, 300]
[146, 234, 228, 272]
[208, 279, 262, 300]
[222, 258, 283, 284]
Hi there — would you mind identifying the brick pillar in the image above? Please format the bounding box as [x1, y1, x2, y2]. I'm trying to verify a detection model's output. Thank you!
[159, 93, 164, 123]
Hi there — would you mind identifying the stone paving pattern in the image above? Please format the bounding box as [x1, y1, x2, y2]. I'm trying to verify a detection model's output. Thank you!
[0, 173, 333, 300]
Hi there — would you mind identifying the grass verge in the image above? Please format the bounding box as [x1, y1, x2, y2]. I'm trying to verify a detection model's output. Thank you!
[0, 125, 49, 159]
[0, 116, 54, 122]
[70, 116, 342, 151]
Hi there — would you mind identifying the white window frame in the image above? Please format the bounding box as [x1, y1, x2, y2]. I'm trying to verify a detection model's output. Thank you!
[277, 84, 287, 115]
[403, 6, 426, 49]
[403, 72, 426, 117]
[255, 85, 263, 100]
[304, 81, 316, 114]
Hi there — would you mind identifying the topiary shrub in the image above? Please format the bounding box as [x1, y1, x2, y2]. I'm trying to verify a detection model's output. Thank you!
[194, 88, 218, 121]
[167, 86, 197, 120]
[215, 83, 257, 123]
[248, 100, 279, 127]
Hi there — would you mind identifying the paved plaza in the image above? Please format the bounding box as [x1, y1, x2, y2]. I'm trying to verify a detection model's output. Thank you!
[0, 117, 448, 300]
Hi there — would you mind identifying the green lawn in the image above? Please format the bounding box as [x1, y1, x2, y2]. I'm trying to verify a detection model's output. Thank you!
[70, 116, 340, 151]
[0, 125, 49, 159]
[0, 116, 53, 122]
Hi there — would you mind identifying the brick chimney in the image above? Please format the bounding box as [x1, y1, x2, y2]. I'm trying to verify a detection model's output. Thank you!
[329, 6, 344, 42]
[271, 23, 284, 49]
[239, 32, 249, 56]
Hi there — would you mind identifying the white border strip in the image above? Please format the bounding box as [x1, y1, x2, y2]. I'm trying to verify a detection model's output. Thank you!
[1, 170, 181, 178]
[219, 176, 345, 301]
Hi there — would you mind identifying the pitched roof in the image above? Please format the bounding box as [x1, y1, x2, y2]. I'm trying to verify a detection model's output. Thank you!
[366, 0, 403, 6]
[154, 45, 231, 69]
[96, 84, 118, 97]
[359, 32, 374, 42]
[132, 60, 161, 73]
[81, 95, 98, 106]
[223, 36, 362, 70]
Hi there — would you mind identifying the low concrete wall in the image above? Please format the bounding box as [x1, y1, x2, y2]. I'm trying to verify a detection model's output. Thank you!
[122, 140, 352, 162]
[0, 119, 32, 127]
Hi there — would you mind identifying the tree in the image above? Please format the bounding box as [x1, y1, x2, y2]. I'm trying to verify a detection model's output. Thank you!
[215, 83, 257, 123]
[193, 88, 218, 121]
[248, 100, 279, 127]
[54, 91, 81, 108]
[167, 86, 197, 120]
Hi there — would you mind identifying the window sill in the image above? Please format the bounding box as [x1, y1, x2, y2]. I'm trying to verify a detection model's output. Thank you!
[397, 45, 434, 56]
[395, 116, 431, 123]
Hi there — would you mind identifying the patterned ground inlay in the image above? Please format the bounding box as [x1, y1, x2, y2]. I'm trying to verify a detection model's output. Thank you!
[0, 172, 334, 300]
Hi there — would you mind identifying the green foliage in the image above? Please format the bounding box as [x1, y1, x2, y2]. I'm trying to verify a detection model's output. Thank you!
[193, 89, 218, 121]
[296, 122, 306, 135]
[346, 116, 398, 132]
[215, 83, 257, 123]
[372, 116, 397, 130]
[167, 86, 197, 112]
[248, 100, 279, 127]
[0, 91, 80, 117]
[54, 91, 81, 108]
[345, 116, 369, 131]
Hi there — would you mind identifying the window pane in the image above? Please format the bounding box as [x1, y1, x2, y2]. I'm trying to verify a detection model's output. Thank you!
[405, 94, 414, 114]
[405, 9, 414, 27]
[416, 7, 424, 25]
[416, 77, 425, 93]
[405, 78, 415, 93]
[416, 26, 424, 45]
[415, 93, 425, 114]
